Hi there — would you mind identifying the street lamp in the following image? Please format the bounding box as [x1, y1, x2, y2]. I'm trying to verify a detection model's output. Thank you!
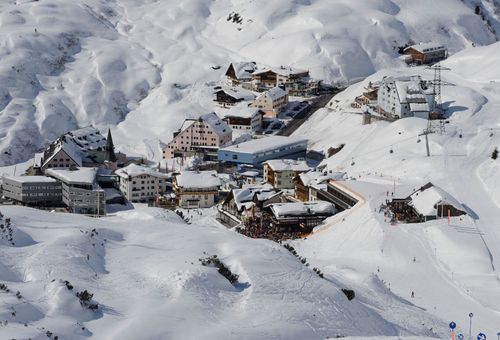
[468, 312, 473, 340]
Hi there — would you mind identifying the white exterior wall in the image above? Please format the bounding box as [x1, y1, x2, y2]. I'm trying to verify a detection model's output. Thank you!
[253, 92, 288, 116]
[119, 174, 169, 202]
[178, 192, 216, 208]
[378, 80, 409, 118]
[163, 120, 232, 159]
[226, 113, 262, 132]
[264, 166, 300, 190]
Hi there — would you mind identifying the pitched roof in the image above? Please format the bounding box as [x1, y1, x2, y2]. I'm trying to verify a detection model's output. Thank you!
[228, 62, 257, 80]
[232, 183, 276, 210]
[217, 87, 255, 101]
[409, 183, 465, 216]
[266, 87, 287, 100]
[200, 112, 232, 137]
[43, 142, 83, 168]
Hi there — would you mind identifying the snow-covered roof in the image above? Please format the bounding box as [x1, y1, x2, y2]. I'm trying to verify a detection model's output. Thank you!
[44, 142, 83, 168]
[200, 112, 232, 137]
[409, 183, 465, 216]
[241, 170, 260, 177]
[384, 76, 432, 108]
[228, 62, 257, 80]
[254, 66, 308, 77]
[224, 105, 263, 119]
[3, 175, 58, 184]
[299, 170, 346, 186]
[265, 159, 310, 172]
[115, 164, 170, 180]
[260, 87, 287, 101]
[218, 87, 255, 101]
[232, 183, 276, 210]
[270, 201, 336, 218]
[40, 126, 109, 168]
[68, 126, 107, 148]
[405, 43, 446, 54]
[46, 167, 98, 186]
[175, 170, 221, 189]
[221, 136, 308, 154]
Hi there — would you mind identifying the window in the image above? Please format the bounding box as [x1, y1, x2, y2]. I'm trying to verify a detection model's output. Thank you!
[232, 154, 238, 160]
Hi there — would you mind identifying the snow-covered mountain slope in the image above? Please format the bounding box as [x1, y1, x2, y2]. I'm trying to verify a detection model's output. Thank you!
[0, 205, 449, 339]
[0, 0, 498, 165]
[293, 41, 500, 334]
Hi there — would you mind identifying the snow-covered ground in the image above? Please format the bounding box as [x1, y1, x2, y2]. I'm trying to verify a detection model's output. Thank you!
[2, 1, 500, 338]
[0, 205, 452, 339]
[293, 42, 500, 335]
[0, 0, 498, 164]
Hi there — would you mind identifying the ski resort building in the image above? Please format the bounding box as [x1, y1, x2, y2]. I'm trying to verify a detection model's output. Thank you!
[294, 171, 346, 201]
[46, 167, 105, 215]
[263, 159, 310, 189]
[214, 87, 256, 108]
[173, 171, 221, 208]
[252, 87, 288, 118]
[266, 201, 336, 233]
[403, 43, 447, 65]
[225, 62, 257, 86]
[219, 183, 282, 226]
[217, 136, 308, 166]
[222, 106, 264, 132]
[163, 113, 232, 160]
[389, 183, 466, 223]
[251, 67, 317, 96]
[115, 164, 171, 202]
[377, 76, 436, 119]
[1, 176, 63, 206]
[34, 127, 117, 173]
[313, 180, 362, 211]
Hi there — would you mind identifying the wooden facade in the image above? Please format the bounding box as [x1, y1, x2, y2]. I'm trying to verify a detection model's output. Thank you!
[214, 90, 245, 106]
[294, 176, 309, 202]
[404, 47, 447, 65]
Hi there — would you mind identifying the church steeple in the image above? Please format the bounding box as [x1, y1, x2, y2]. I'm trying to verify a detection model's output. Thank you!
[105, 128, 117, 162]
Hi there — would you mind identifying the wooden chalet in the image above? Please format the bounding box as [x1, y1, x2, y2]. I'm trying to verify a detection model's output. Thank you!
[388, 182, 466, 223]
[214, 88, 255, 107]
[403, 43, 447, 65]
